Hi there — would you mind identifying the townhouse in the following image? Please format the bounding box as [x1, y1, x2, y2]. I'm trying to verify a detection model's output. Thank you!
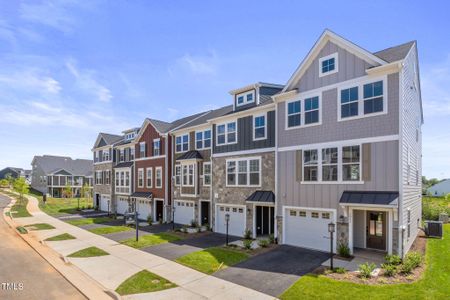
[31, 155, 93, 197]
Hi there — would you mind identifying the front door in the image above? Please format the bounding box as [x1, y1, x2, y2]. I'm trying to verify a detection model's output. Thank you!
[366, 211, 386, 250]
[155, 201, 163, 222]
[256, 206, 274, 236]
[201, 201, 210, 226]
[95, 194, 100, 208]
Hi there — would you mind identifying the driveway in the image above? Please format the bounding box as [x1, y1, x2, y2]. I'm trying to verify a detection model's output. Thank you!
[142, 232, 241, 260]
[214, 245, 329, 297]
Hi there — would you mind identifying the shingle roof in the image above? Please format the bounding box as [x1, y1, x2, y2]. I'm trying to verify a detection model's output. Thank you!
[339, 191, 399, 206]
[373, 41, 415, 63]
[148, 118, 173, 134]
[100, 133, 123, 145]
[131, 192, 153, 198]
[246, 191, 275, 203]
[175, 105, 234, 131]
[33, 155, 93, 176]
[115, 162, 133, 168]
[176, 150, 203, 161]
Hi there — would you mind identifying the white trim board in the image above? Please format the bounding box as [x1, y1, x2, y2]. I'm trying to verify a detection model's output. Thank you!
[212, 147, 275, 158]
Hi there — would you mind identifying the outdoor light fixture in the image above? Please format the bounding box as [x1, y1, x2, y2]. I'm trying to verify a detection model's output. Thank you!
[328, 222, 335, 270]
[225, 213, 230, 246]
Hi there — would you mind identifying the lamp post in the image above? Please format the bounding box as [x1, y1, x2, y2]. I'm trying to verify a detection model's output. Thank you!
[225, 213, 230, 246]
[328, 222, 335, 270]
[135, 209, 139, 242]
[107, 200, 110, 216]
[172, 205, 176, 231]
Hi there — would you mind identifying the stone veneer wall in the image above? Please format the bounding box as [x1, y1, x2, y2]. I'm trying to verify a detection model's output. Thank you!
[93, 163, 114, 209]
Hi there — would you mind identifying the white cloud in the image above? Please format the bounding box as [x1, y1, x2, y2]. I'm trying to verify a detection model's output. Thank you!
[173, 50, 220, 76]
[421, 54, 450, 118]
[0, 71, 61, 94]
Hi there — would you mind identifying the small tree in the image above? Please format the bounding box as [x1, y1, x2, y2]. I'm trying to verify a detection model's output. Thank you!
[5, 173, 14, 188]
[0, 179, 9, 188]
[63, 183, 72, 199]
[13, 177, 29, 204]
[80, 183, 91, 209]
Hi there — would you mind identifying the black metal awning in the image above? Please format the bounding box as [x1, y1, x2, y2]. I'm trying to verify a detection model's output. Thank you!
[131, 192, 153, 199]
[177, 150, 203, 161]
[115, 161, 133, 168]
[246, 191, 275, 203]
[339, 191, 399, 207]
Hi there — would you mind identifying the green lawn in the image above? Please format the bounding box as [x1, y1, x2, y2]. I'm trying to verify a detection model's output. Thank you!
[115, 270, 176, 295]
[39, 197, 93, 215]
[423, 196, 450, 221]
[68, 246, 109, 258]
[88, 226, 132, 235]
[45, 233, 76, 241]
[280, 225, 450, 300]
[66, 217, 113, 226]
[3, 192, 32, 218]
[176, 247, 250, 274]
[120, 233, 181, 248]
[16, 226, 28, 234]
[24, 223, 55, 230]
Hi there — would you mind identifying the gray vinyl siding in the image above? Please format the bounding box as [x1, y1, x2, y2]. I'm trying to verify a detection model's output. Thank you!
[399, 44, 422, 255]
[295, 41, 375, 93]
[278, 73, 399, 147]
[30, 164, 47, 194]
[234, 88, 257, 111]
[277, 140, 399, 216]
[98, 138, 107, 147]
[213, 110, 275, 154]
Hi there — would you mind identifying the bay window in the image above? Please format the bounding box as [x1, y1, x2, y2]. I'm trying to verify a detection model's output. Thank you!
[175, 165, 181, 186]
[181, 164, 193, 186]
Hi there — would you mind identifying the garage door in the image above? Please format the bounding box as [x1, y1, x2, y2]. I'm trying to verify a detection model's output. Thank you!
[100, 195, 110, 212]
[174, 200, 195, 225]
[284, 208, 335, 252]
[137, 199, 152, 221]
[215, 205, 246, 237]
[116, 198, 129, 215]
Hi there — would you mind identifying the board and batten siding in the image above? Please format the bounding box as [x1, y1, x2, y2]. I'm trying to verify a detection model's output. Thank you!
[277, 140, 399, 216]
[213, 110, 275, 154]
[399, 44, 422, 255]
[278, 73, 399, 147]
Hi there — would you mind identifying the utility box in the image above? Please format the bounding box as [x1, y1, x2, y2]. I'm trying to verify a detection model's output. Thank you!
[425, 221, 443, 238]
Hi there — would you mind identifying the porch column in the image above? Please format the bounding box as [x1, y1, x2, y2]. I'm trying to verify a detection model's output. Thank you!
[348, 207, 354, 255]
[388, 210, 393, 254]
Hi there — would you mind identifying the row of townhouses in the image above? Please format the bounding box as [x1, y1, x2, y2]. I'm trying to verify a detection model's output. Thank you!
[92, 30, 423, 257]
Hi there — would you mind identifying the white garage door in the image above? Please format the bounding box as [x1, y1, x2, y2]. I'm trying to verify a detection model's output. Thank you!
[100, 195, 110, 212]
[116, 198, 129, 215]
[174, 200, 195, 225]
[284, 208, 335, 252]
[137, 199, 152, 221]
[215, 205, 246, 237]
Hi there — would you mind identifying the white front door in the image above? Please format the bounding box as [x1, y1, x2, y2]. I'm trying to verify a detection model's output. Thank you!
[100, 195, 110, 212]
[137, 199, 152, 221]
[174, 200, 195, 225]
[215, 205, 246, 237]
[284, 207, 335, 252]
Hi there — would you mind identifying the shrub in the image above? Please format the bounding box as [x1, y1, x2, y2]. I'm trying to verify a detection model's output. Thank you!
[400, 259, 415, 274]
[243, 229, 252, 239]
[334, 267, 346, 274]
[243, 239, 253, 250]
[190, 219, 199, 228]
[403, 251, 423, 270]
[258, 239, 269, 248]
[205, 223, 211, 231]
[358, 262, 376, 278]
[147, 215, 153, 226]
[385, 254, 402, 266]
[268, 234, 275, 244]
[381, 263, 397, 277]
[337, 242, 351, 258]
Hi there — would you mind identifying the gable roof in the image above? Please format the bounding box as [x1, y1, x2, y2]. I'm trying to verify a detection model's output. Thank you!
[93, 132, 122, 149]
[173, 105, 234, 132]
[373, 41, 415, 63]
[32, 155, 93, 176]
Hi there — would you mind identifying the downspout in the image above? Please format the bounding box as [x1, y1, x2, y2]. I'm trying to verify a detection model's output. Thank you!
[165, 134, 169, 222]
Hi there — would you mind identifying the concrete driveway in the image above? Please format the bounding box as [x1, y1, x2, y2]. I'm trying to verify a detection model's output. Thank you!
[214, 245, 329, 297]
[142, 232, 241, 260]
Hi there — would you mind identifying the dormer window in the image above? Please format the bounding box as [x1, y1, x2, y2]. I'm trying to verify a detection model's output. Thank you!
[236, 90, 255, 107]
[319, 53, 338, 77]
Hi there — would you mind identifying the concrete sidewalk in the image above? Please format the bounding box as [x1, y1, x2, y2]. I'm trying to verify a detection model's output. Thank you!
[10, 194, 275, 300]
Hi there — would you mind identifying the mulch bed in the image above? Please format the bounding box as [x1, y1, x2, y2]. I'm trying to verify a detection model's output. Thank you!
[224, 243, 279, 256]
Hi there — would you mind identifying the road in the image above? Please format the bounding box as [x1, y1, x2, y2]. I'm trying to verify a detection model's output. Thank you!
[0, 194, 86, 300]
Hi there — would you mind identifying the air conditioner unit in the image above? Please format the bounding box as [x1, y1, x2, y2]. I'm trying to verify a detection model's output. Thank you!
[425, 221, 443, 238]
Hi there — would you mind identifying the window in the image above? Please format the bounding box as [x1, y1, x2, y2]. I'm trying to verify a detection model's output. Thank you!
[130, 148, 135, 160]
[238, 208, 244, 213]
[287, 96, 320, 128]
[363, 81, 383, 114]
[290, 210, 297, 216]
[125, 171, 130, 186]
[226, 158, 260, 187]
[299, 211, 306, 217]
[287, 100, 301, 127]
[146, 168, 152, 188]
[304, 97, 319, 124]
[253, 114, 266, 140]
[196, 129, 212, 149]
[182, 164, 194, 187]
[153, 139, 160, 156]
[105, 170, 110, 185]
[303, 150, 318, 181]
[311, 212, 319, 218]
[176, 134, 189, 152]
[115, 171, 119, 186]
[342, 146, 360, 181]
[322, 212, 330, 219]
[319, 53, 338, 77]
[216, 121, 236, 145]
[155, 167, 162, 188]
[94, 151, 99, 163]
[203, 162, 211, 186]
[322, 148, 338, 181]
[341, 87, 359, 118]
[175, 165, 181, 186]
[95, 171, 102, 185]
[139, 142, 146, 158]
[236, 90, 255, 107]
[119, 149, 125, 162]
[120, 171, 124, 186]
[138, 168, 144, 188]
[102, 150, 110, 161]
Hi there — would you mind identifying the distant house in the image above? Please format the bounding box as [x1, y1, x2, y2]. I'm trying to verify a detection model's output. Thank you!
[427, 179, 450, 197]
[0, 167, 32, 183]
[31, 155, 93, 197]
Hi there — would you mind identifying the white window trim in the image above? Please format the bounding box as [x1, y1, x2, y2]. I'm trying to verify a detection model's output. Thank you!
[337, 75, 388, 122]
[153, 138, 161, 156]
[195, 129, 212, 150]
[301, 144, 364, 184]
[285, 93, 322, 130]
[174, 164, 181, 186]
[225, 156, 261, 187]
[236, 90, 255, 107]
[175, 134, 189, 153]
[146, 167, 153, 188]
[139, 142, 146, 158]
[137, 168, 144, 188]
[203, 162, 211, 186]
[319, 52, 338, 77]
[253, 113, 267, 141]
[155, 167, 162, 188]
[181, 163, 195, 187]
[216, 121, 238, 146]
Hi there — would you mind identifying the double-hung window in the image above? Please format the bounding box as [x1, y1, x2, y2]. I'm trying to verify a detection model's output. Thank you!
[217, 122, 236, 145]
[253, 114, 266, 140]
[103, 150, 110, 161]
[138, 168, 144, 188]
[226, 158, 260, 187]
[304, 97, 319, 124]
[139, 142, 146, 158]
[341, 87, 359, 118]
[176, 134, 189, 152]
[115, 171, 119, 186]
[175, 165, 181, 186]
[125, 171, 130, 186]
[196, 129, 212, 149]
[342, 146, 360, 181]
[236, 90, 255, 107]
[105, 170, 110, 185]
[363, 81, 384, 114]
[146, 168, 152, 188]
[182, 164, 194, 186]
[303, 150, 318, 181]
[287, 96, 320, 128]
[287, 100, 301, 127]
[322, 148, 338, 181]
[155, 167, 162, 188]
[153, 139, 160, 156]
[203, 162, 211, 186]
[130, 148, 135, 160]
[119, 149, 125, 162]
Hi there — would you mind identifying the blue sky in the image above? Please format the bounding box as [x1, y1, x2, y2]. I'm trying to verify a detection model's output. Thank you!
[0, 0, 449, 179]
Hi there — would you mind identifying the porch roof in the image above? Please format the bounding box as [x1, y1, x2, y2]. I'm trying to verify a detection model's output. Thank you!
[177, 150, 203, 161]
[246, 190, 275, 203]
[115, 161, 133, 168]
[339, 191, 399, 207]
[131, 192, 153, 199]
